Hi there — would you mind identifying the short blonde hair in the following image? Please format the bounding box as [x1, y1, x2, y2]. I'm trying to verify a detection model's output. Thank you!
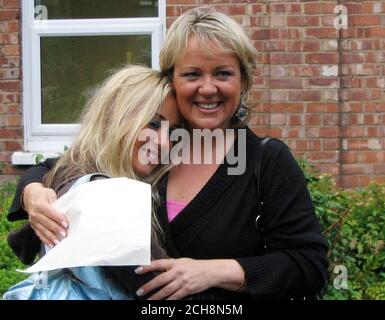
[160, 8, 257, 110]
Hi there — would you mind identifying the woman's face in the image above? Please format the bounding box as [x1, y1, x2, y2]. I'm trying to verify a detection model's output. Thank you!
[132, 94, 181, 178]
[172, 36, 242, 130]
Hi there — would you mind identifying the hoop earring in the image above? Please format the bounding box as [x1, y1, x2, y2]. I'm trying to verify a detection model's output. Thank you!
[235, 104, 248, 121]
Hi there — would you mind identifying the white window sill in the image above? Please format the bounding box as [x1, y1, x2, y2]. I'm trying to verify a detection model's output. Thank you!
[12, 151, 61, 165]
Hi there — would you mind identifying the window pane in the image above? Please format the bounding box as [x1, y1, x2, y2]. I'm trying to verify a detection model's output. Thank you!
[41, 35, 151, 124]
[34, 0, 158, 19]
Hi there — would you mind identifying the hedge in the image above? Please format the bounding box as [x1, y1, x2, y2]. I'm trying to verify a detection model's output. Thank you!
[300, 160, 385, 300]
[0, 181, 28, 297]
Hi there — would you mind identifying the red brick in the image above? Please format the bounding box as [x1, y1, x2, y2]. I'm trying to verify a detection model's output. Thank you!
[365, 27, 385, 38]
[270, 103, 303, 113]
[307, 103, 339, 113]
[288, 66, 321, 77]
[303, 40, 321, 51]
[264, 41, 285, 52]
[366, 127, 385, 137]
[306, 115, 321, 126]
[364, 2, 384, 13]
[166, 6, 181, 17]
[3, 0, 20, 8]
[308, 78, 338, 87]
[287, 128, 303, 138]
[286, 41, 302, 52]
[289, 91, 322, 101]
[350, 15, 381, 26]
[343, 3, 363, 14]
[270, 53, 302, 64]
[279, 28, 302, 39]
[321, 16, 335, 27]
[374, 164, 385, 174]
[216, 5, 245, 16]
[341, 52, 366, 63]
[363, 151, 385, 163]
[0, 34, 18, 45]
[343, 127, 364, 138]
[288, 115, 303, 126]
[364, 102, 385, 112]
[342, 176, 372, 188]
[251, 29, 279, 40]
[2, 44, 20, 56]
[304, 3, 336, 14]
[270, 78, 302, 89]
[0, 128, 21, 139]
[290, 4, 301, 14]
[319, 127, 339, 138]
[287, 16, 319, 27]
[3, 115, 21, 126]
[0, 81, 20, 91]
[0, 10, 19, 20]
[3, 140, 22, 151]
[306, 28, 338, 39]
[323, 139, 339, 150]
[269, 3, 286, 14]
[308, 151, 339, 163]
[343, 164, 373, 175]
[251, 4, 263, 14]
[306, 53, 339, 64]
[341, 89, 370, 101]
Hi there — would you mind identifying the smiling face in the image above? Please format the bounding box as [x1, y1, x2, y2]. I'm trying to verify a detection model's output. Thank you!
[132, 94, 181, 178]
[172, 36, 243, 131]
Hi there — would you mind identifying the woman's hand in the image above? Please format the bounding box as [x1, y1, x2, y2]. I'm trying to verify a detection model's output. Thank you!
[135, 258, 246, 300]
[23, 182, 68, 248]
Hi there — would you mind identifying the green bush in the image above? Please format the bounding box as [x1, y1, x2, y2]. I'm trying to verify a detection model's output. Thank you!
[0, 181, 28, 297]
[300, 160, 385, 300]
[0, 162, 384, 299]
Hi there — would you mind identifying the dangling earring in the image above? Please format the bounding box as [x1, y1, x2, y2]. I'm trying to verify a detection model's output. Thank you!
[235, 103, 248, 122]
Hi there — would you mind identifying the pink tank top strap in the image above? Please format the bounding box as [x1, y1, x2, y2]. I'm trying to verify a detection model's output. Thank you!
[166, 199, 187, 222]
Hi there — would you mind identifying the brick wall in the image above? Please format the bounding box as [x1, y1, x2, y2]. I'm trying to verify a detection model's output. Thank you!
[167, 0, 385, 188]
[1, 1, 385, 187]
[0, 0, 22, 177]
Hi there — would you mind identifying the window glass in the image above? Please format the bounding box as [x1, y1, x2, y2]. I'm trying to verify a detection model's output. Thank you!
[34, 0, 158, 19]
[41, 35, 151, 124]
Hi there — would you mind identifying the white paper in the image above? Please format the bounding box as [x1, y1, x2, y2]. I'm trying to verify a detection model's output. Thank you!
[22, 177, 151, 273]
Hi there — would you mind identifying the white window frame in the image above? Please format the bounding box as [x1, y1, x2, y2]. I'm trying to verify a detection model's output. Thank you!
[15, 0, 165, 164]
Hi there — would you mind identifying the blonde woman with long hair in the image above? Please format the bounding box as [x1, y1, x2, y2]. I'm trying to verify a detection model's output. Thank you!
[5, 65, 181, 299]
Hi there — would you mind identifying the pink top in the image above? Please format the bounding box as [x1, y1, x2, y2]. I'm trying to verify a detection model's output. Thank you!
[166, 200, 187, 222]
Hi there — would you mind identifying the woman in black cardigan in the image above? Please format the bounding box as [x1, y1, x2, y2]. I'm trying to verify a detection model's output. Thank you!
[7, 8, 328, 300]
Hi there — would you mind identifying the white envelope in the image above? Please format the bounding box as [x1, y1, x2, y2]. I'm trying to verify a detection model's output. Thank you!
[22, 177, 151, 273]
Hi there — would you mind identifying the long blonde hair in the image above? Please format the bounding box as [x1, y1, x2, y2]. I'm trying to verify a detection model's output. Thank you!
[159, 7, 257, 127]
[44, 65, 173, 242]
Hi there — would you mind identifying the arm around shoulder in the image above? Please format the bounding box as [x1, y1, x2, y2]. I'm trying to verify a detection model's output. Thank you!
[8, 158, 59, 221]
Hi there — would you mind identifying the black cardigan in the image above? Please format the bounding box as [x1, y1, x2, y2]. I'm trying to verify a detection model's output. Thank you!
[7, 128, 328, 299]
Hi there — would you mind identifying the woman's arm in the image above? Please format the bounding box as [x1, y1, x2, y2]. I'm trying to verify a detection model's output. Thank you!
[134, 258, 246, 300]
[8, 158, 58, 221]
[7, 158, 69, 264]
[235, 140, 328, 299]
